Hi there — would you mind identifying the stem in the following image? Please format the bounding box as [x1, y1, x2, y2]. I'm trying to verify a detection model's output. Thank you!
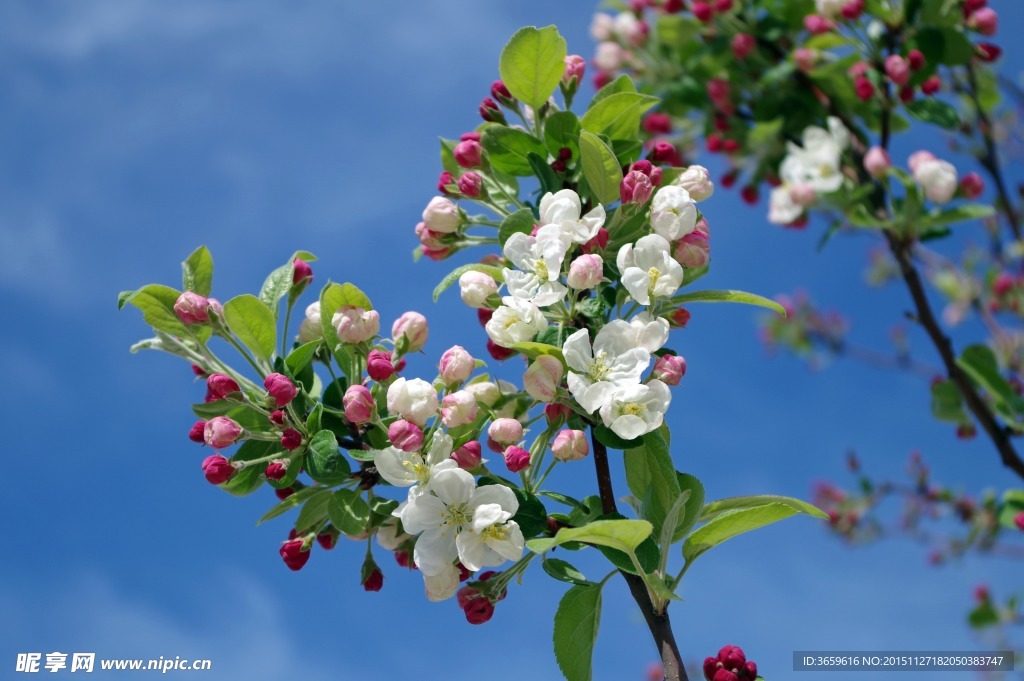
[589, 428, 688, 681]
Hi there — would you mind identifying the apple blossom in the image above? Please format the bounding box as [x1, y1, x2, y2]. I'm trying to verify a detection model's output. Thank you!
[653, 354, 687, 386]
[485, 296, 548, 348]
[488, 417, 524, 445]
[376, 517, 412, 551]
[790, 184, 817, 207]
[423, 563, 462, 602]
[465, 380, 501, 408]
[297, 301, 323, 343]
[884, 54, 910, 86]
[392, 311, 429, 352]
[374, 432, 457, 489]
[616, 234, 685, 305]
[439, 345, 474, 385]
[564, 321, 651, 414]
[613, 11, 646, 46]
[504, 445, 531, 473]
[590, 12, 614, 41]
[552, 429, 589, 462]
[389, 419, 425, 452]
[201, 454, 236, 484]
[458, 270, 499, 308]
[441, 390, 479, 428]
[523, 355, 565, 402]
[913, 157, 958, 204]
[386, 377, 438, 426]
[863, 146, 891, 178]
[451, 441, 484, 470]
[969, 7, 998, 36]
[343, 384, 374, 424]
[629, 311, 671, 353]
[594, 41, 625, 72]
[204, 416, 243, 449]
[599, 380, 672, 440]
[768, 186, 803, 225]
[538, 189, 606, 244]
[502, 226, 572, 307]
[674, 165, 714, 202]
[333, 306, 380, 344]
[422, 196, 463, 233]
[673, 229, 710, 269]
[174, 291, 210, 325]
[779, 117, 849, 194]
[263, 373, 297, 407]
[567, 254, 604, 290]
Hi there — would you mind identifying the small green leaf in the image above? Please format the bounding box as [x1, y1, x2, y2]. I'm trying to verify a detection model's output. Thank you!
[294, 488, 333, 533]
[499, 208, 538, 248]
[432, 263, 506, 302]
[304, 430, 351, 485]
[257, 485, 324, 525]
[553, 584, 603, 681]
[579, 131, 622, 205]
[905, 99, 960, 130]
[915, 27, 974, 66]
[684, 502, 824, 566]
[699, 495, 828, 523]
[499, 25, 568, 111]
[958, 345, 1024, 422]
[674, 473, 705, 542]
[328, 489, 371, 537]
[182, 246, 213, 297]
[931, 379, 967, 423]
[544, 111, 581, 158]
[924, 204, 997, 227]
[624, 430, 681, 538]
[119, 284, 188, 336]
[285, 341, 321, 376]
[258, 264, 293, 315]
[509, 341, 565, 365]
[670, 289, 786, 316]
[527, 519, 653, 556]
[481, 126, 549, 176]
[580, 92, 659, 140]
[593, 424, 642, 451]
[224, 294, 277, 361]
[543, 557, 591, 586]
[590, 74, 636, 105]
[996, 490, 1024, 529]
[221, 440, 274, 497]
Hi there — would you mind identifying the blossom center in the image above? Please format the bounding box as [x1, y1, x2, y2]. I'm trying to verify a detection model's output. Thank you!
[621, 402, 644, 417]
[534, 259, 549, 280]
[481, 524, 509, 542]
[443, 502, 471, 528]
[647, 267, 662, 297]
[590, 351, 610, 380]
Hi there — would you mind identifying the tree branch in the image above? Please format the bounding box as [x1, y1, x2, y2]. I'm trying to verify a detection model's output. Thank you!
[590, 428, 688, 681]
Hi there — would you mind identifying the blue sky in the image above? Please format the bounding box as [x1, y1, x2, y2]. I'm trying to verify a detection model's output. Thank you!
[2, 1, 1023, 679]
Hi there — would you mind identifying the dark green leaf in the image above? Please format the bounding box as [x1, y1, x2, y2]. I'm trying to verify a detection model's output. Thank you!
[257, 485, 324, 525]
[482, 125, 549, 176]
[498, 208, 537, 248]
[119, 284, 188, 336]
[304, 430, 351, 485]
[221, 440, 274, 496]
[624, 430, 681, 537]
[905, 98, 960, 129]
[294, 488, 333, 533]
[328, 489, 371, 537]
[544, 111, 581, 158]
[553, 584, 603, 681]
[543, 557, 591, 585]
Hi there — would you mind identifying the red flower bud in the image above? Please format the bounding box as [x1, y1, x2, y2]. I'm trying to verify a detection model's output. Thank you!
[275, 487, 295, 500]
[692, 2, 713, 22]
[744, 661, 758, 679]
[270, 410, 286, 426]
[840, 0, 864, 20]
[855, 75, 875, 101]
[1014, 511, 1024, 531]
[490, 80, 515, 107]
[581, 227, 610, 254]
[663, 0, 684, 11]
[714, 0, 732, 10]
[451, 441, 483, 469]
[712, 671, 738, 681]
[206, 374, 241, 401]
[316, 530, 338, 550]
[479, 97, 506, 124]
[642, 112, 672, 134]
[703, 657, 721, 680]
[463, 594, 495, 624]
[486, 339, 517, 361]
[188, 420, 206, 443]
[718, 645, 746, 670]
[279, 539, 310, 571]
[921, 75, 941, 95]
[740, 186, 759, 205]
[544, 402, 570, 423]
[367, 349, 397, 381]
[977, 43, 1001, 62]
[454, 139, 483, 169]
[503, 445, 531, 473]
[265, 460, 288, 481]
[651, 141, 681, 165]
[263, 373, 297, 407]
[292, 258, 312, 285]
[731, 33, 755, 60]
[907, 49, 925, 71]
[458, 171, 484, 198]
[362, 567, 384, 591]
[280, 428, 303, 451]
[722, 138, 739, 154]
[476, 308, 494, 327]
[201, 454, 235, 485]
[960, 172, 984, 199]
[437, 170, 457, 196]
[671, 307, 691, 327]
[191, 363, 208, 377]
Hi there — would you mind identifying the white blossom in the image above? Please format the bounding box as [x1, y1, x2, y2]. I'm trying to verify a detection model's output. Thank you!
[386, 377, 439, 426]
[539, 189, 607, 244]
[563, 321, 650, 414]
[485, 296, 548, 348]
[913, 158, 958, 204]
[458, 271, 499, 308]
[779, 117, 849, 194]
[768, 185, 804, 225]
[376, 516, 412, 551]
[629, 311, 670, 353]
[599, 380, 672, 440]
[373, 432, 455, 488]
[297, 301, 322, 344]
[815, 0, 846, 18]
[616, 234, 684, 305]
[503, 226, 572, 307]
[423, 564, 461, 602]
[650, 185, 697, 241]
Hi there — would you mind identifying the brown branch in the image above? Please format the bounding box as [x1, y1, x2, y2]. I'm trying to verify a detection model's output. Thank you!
[590, 428, 688, 681]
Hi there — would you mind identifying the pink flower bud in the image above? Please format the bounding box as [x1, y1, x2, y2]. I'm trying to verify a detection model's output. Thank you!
[621, 170, 654, 205]
[392, 311, 428, 352]
[362, 567, 384, 592]
[364, 349, 393, 381]
[292, 258, 313, 285]
[885, 54, 910, 86]
[642, 113, 672, 134]
[804, 14, 833, 34]
[458, 172, 484, 199]
[269, 410, 286, 427]
[718, 645, 746, 670]
[523, 355, 565, 402]
[969, 7, 998, 35]
[864, 146, 892, 178]
[692, 2, 713, 22]
[388, 419, 424, 451]
[454, 140, 483, 169]
[265, 460, 288, 481]
[714, 0, 732, 10]
[263, 373, 297, 407]
[712, 671, 737, 681]
[794, 48, 817, 72]
[977, 42, 1001, 63]
[671, 308, 691, 327]
[841, 0, 864, 19]
[651, 141, 680, 165]
[675, 165, 714, 201]
[486, 339, 517, 361]
[552, 429, 589, 462]
[908, 150, 936, 174]
[440, 345, 475, 385]
[504, 445, 531, 473]
[333, 307, 380, 344]
[959, 172, 984, 199]
[703, 657, 722, 680]
[458, 270, 499, 308]
[488, 418, 523, 445]
[343, 385, 375, 424]
[206, 374, 240, 401]
[188, 420, 206, 443]
[918, 76, 940, 95]
[174, 291, 210, 325]
[706, 78, 730, 106]
[582, 227, 609, 254]
[745, 661, 758, 678]
[790, 184, 817, 207]
[441, 391, 479, 428]
[672, 229, 710, 268]
[316, 530, 338, 550]
[563, 54, 586, 87]
[653, 354, 687, 386]
[567, 254, 604, 290]
[479, 97, 506, 124]
[422, 196, 463, 233]
[545, 402, 570, 423]
[451, 441, 483, 470]
[905, 49, 924, 71]
[204, 416, 243, 449]
[201, 453, 236, 484]
[1014, 511, 1024, 531]
[437, 170, 457, 196]
[280, 428, 303, 451]
[279, 539, 310, 571]
[731, 33, 755, 60]
[854, 75, 875, 101]
[490, 80, 515, 106]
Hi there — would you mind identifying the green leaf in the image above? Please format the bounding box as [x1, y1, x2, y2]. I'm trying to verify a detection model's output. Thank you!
[119, 284, 188, 336]
[957, 345, 1024, 422]
[481, 126, 549, 176]
[670, 289, 786, 316]
[432, 263, 505, 302]
[191, 403, 269, 431]
[526, 519, 653, 556]
[674, 473, 705, 542]
[683, 502, 823, 565]
[538, 490, 590, 512]
[655, 14, 701, 46]
[221, 440, 274, 497]
[847, 204, 892, 229]
[699, 495, 828, 523]
[924, 204, 997, 226]
[579, 131, 622, 205]
[529, 152, 561, 195]
[590, 74, 636, 106]
[223, 294, 277, 361]
[182, 246, 213, 297]
[931, 379, 967, 423]
[553, 584, 603, 681]
[258, 264, 293, 315]
[905, 99, 960, 129]
[294, 488, 333, 533]
[624, 430, 681, 538]
[257, 485, 324, 525]
[580, 92, 659, 140]
[509, 341, 565, 365]
[968, 601, 1000, 629]
[304, 430, 351, 485]
[542, 557, 591, 586]
[916, 27, 974, 66]
[498, 208, 537, 248]
[328, 489, 371, 537]
[544, 111, 581, 159]
[996, 490, 1024, 530]
[285, 341, 321, 375]
[499, 25, 567, 111]
[593, 424, 642, 451]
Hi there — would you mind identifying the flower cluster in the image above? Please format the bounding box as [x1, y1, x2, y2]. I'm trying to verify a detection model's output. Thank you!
[703, 645, 758, 681]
